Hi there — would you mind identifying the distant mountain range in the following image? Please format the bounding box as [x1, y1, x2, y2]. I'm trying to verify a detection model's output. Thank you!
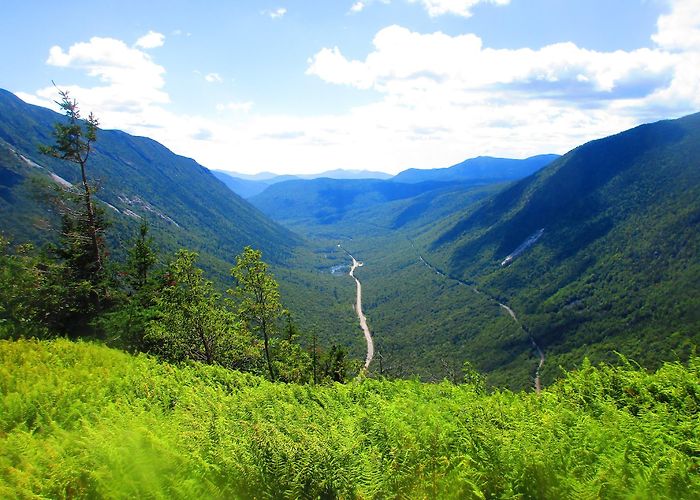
[215, 157, 558, 199]
[213, 168, 392, 198]
[247, 155, 560, 224]
[250, 178, 457, 226]
[392, 154, 560, 184]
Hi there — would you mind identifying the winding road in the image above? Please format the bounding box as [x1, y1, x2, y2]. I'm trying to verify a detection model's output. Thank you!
[498, 304, 545, 393]
[412, 241, 544, 393]
[339, 245, 374, 370]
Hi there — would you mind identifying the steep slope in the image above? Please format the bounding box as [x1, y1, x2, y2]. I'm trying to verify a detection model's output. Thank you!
[393, 154, 559, 184]
[250, 177, 463, 227]
[212, 170, 277, 198]
[0, 89, 299, 264]
[422, 113, 700, 380]
[0, 89, 363, 361]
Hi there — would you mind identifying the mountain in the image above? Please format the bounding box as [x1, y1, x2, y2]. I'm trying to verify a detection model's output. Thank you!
[249, 177, 460, 227]
[224, 171, 296, 181]
[392, 154, 559, 184]
[214, 168, 392, 199]
[421, 112, 700, 380]
[301, 168, 392, 180]
[0, 89, 364, 359]
[211, 170, 291, 198]
[247, 155, 558, 232]
[0, 89, 301, 265]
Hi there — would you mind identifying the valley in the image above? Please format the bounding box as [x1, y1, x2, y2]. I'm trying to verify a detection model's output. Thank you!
[413, 241, 545, 392]
[3, 1, 700, 496]
[243, 111, 700, 389]
[1, 88, 699, 391]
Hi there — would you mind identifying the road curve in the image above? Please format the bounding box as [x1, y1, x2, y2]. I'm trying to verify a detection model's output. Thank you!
[339, 245, 374, 369]
[412, 240, 545, 393]
[499, 304, 544, 393]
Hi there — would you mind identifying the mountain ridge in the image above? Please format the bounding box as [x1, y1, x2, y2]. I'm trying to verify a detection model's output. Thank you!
[392, 154, 560, 184]
[0, 88, 300, 264]
[419, 112, 700, 380]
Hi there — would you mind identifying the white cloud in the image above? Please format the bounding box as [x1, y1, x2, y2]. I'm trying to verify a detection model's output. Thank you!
[216, 101, 254, 113]
[205, 72, 223, 83]
[42, 36, 168, 113]
[135, 30, 165, 49]
[350, 2, 365, 13]
[409, 0, 510, 18]
[308, 25, 678, 100]
[306, 47, 375, 89]
[298, 0, 699, 173]
[18, 0, 700, 176]
[652, 0, 700, 51]
[643, 0, 700, 112]
[264, 7, 287, 19]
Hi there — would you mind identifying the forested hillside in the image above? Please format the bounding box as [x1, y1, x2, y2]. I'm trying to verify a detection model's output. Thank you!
[0, 89, 360, 357]
[0, 89, 298, 264]
[420, 113, 700, 381]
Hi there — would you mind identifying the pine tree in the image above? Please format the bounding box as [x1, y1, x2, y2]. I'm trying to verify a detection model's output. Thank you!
[40, 88, 104, 278]
[127, 221, 157, 292]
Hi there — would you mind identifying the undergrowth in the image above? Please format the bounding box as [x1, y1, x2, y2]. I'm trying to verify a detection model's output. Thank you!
[0, 339, 698, 498]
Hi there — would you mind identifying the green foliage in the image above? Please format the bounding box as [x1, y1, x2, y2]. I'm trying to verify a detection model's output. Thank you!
[1, 339, 698, 498]
[39, 88, 105, 279]
[0, 238, 47, 339]
[230, 246, 284, 380]
[0, 235, 107, 339]
[146, 250, 262, 372]
[126, 221, 157, 291]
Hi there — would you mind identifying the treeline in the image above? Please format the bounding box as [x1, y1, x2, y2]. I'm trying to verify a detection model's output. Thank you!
[0, 90, 353, 384]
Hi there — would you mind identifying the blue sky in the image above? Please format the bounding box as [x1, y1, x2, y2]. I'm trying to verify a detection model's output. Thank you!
[1, 0, 698, 174]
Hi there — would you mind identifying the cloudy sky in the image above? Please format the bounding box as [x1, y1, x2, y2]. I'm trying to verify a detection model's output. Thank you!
[1, 0, 698, 174]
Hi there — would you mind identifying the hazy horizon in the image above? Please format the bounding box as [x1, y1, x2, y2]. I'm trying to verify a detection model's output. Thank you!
[2, 0, 698, 175]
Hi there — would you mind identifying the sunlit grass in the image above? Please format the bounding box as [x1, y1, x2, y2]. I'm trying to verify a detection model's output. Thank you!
[1, 339, 698, 498]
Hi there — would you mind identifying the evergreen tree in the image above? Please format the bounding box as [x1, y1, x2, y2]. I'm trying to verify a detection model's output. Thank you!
[126, 221, 157, 292]
[40, 88, 104, 278]
[320, 345, 349, 383]
[100, 222, 160, 352]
